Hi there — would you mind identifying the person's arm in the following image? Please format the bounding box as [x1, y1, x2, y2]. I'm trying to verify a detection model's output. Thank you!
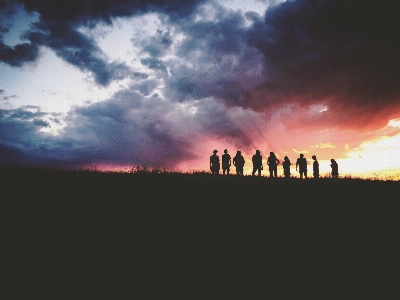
[277, 158, 280, 165]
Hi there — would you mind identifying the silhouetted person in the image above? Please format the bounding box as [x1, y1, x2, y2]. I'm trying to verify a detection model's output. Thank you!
[233, 150, 245, 176]
[330, 159, 339, 178]
[282, 156, 291, 179]
[312, 155, 319, 178]
[252, 150, 263, 176]
[221, 149, 231, 175]
[296, 154, 308, 179]
[210, 150, 220, 174]
[267, 152, 280, 178]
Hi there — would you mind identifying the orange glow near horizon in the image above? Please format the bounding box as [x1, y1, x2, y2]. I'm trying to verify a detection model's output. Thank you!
[92, 118, 400, 180]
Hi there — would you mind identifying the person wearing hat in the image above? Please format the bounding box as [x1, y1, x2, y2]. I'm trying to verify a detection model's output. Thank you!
[233, 150, 245, 176]
[252, 150, 263, 176]
[312, 155, 319, 178]
[221, 149, 231, 175]
[282, 156, 291, 179]
[210, 150, 220, 174]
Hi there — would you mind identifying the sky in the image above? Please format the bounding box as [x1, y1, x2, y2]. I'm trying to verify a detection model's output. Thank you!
[1, 0, 400, 177]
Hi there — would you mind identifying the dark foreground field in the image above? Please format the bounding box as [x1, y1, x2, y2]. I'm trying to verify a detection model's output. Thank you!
[1, 166, 400, 300]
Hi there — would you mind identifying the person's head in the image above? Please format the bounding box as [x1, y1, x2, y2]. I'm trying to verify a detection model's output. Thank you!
[312, 155, 316, 160]
[284, 156, 289, 160]
[213, 150, 218, 154]
[224, 149, 228, 154]
[256, 150, 260, 154]
[270, 152, 275, 157]
[237, 150, 241, 155]
[300, 154, 304, 158]
[330, 159, 335, 163]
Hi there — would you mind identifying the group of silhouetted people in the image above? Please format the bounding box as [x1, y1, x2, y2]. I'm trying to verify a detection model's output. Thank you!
[210, 149, 339, 178]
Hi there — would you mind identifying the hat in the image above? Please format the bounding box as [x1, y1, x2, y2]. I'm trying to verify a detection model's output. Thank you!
[213, 150, 218, 153]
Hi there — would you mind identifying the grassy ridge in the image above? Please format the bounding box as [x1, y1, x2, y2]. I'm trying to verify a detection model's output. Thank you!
[1, 166, 400, 299]
[2, 166, 399, 260]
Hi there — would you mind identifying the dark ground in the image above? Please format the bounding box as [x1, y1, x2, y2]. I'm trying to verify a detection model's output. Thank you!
[1, 166, 400, 299]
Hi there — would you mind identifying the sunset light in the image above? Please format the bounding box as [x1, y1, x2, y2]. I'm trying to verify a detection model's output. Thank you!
[1, 0, 400, 179]
[3, 2, 400, 299]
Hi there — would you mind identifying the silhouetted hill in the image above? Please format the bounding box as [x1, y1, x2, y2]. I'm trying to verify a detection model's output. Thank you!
[1, 166, 400, 299]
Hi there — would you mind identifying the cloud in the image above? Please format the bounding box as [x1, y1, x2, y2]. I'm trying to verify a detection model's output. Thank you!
[0, 1, 39, 66]
[9, 107, 47, 119]
[23, 23, 132, 86]
[0, 83, 254, 168]
[0, 0, 208, 85]
[162, 3, 266, 104]
[319, 142, 336, 149]
[292, 149, 309, 154]
[33, 118, 50, 127]
[2, 0, 400, 171]
[139, 29, 173, 57]
[141, 57, 167, 73]
[245, 0, 400, 130]
[0, 40, 39, 66]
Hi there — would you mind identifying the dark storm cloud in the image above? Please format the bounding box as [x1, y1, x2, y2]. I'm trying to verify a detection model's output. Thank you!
[9, 107, 47, 119]
[1, 0, 206, 84]
[163, 4, 266, 104]
[0, 85, 252, 167]
[33, 119, 50, 127]
[23, 22, 131, 85]
[59, 87, 251, 167]
[246, 0, 400, 129]
[141, 57, 167, 73]
[188, 98, 254, 149]
[18, 0, 204, 24]
[0, 107, 56, 165]
[139, 29, 173, 57]
[0, 1, 40, 66]
[131, 78, 159, 96]
[0, 40, 39, 66]
[0, 90, 191, 167]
